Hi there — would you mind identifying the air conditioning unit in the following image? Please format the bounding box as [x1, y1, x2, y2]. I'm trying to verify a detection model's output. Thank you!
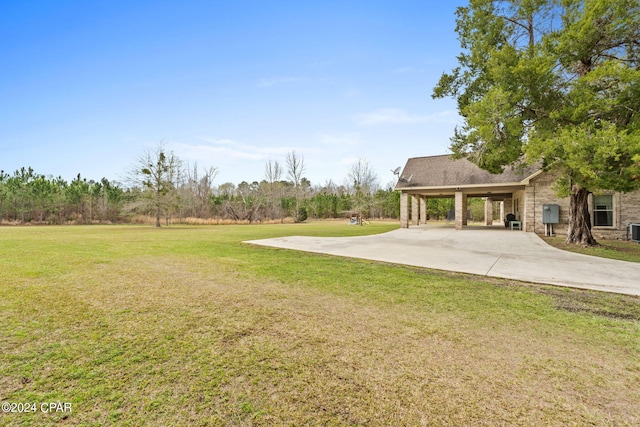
[631, 224, 640, 243]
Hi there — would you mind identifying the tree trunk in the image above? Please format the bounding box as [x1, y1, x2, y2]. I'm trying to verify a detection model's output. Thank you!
[566, 186, 596, 245]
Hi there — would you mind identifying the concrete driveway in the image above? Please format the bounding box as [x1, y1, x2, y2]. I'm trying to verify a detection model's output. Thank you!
[246, 225, 640, 296]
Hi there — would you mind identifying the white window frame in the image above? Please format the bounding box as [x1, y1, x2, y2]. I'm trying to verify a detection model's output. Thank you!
[593, 194, 614, 228]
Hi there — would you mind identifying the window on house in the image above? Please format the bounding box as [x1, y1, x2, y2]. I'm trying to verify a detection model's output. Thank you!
[593, 195, 613, 227]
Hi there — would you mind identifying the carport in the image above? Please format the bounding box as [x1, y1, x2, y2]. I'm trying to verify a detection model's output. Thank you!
[396, 155, 541, 230]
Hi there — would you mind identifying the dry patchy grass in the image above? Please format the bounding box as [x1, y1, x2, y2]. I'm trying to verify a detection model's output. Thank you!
[1, 224, 639, 426]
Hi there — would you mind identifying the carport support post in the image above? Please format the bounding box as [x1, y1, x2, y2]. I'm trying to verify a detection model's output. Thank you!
[411, 196, 419, 226]
[484, 197, 493, 226]
[455, 190, 467, 230]
[400, 192, 409, 228]
[419, 196, 427, 225]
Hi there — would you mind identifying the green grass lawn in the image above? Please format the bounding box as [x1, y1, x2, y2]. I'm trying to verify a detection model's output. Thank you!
[541, 235, 640, 263]
[1, 223, 640, 426]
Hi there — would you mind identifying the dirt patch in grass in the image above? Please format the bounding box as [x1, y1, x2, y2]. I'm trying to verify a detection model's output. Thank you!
[537, 286, 640, 321]
[485, 274, 640, 321]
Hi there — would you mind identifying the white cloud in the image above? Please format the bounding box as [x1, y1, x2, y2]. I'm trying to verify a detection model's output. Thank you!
[172, 138, 295, 163]
[319, 133, 360, 146]
[207, 139, 239, 147]
[174, 142, 263, 161]
[353, 108, 460, 126]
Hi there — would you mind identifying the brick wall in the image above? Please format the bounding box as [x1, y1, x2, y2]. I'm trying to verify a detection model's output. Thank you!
[525, 171, 570, 234]
[620, 191, 640, 228]
[526, 171, 640, 240]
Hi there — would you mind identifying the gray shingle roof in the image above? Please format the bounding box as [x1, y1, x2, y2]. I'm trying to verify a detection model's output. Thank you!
[395, 154, 540, 189]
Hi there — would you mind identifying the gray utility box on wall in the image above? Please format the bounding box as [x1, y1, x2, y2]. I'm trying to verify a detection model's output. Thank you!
[542, 204, 560, 224]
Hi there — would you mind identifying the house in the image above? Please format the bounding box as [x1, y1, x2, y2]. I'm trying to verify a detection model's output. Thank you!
[395, 154, 640, 240]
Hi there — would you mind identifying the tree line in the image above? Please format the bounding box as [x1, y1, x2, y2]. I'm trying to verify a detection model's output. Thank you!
[0, 167, 124, 224]
[1, 147, 432, 226]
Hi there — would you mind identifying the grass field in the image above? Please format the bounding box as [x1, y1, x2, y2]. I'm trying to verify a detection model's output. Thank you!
[1, 223, 640, 426]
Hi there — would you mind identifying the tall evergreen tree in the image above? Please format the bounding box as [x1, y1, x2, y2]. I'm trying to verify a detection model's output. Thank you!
[433, 0, 640, 245]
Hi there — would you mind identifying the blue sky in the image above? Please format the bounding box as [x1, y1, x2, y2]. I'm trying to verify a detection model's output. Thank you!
[1, 0, 466, 188]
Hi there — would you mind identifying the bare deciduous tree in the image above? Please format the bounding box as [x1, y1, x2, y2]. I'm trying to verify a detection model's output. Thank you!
[265, 160, 282, 184]
[286, 151, 305, 188]
[348, 158, 379, 225]
[181, 162, 218, 219]
[264, 160, 284, 220]
[286, 151, 307, 222]
[348, 158, 378, 195]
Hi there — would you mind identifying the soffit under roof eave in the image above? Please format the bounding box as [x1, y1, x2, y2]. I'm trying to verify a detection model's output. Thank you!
[397, 182, 528, 192]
